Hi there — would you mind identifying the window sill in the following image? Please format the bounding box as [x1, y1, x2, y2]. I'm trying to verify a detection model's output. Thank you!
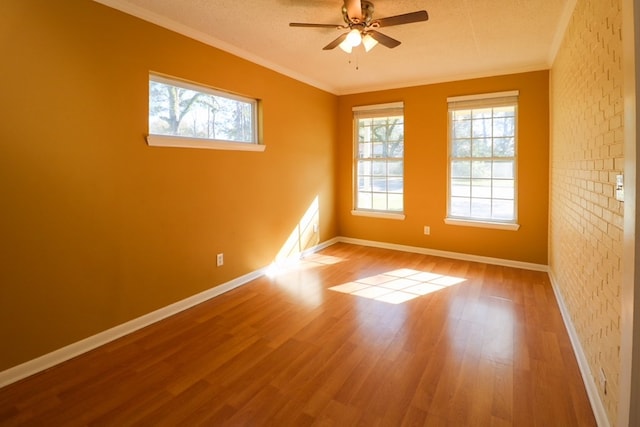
[147, 135, 265, 152]
[351, 210, 406, 220]
[444, 218, 520, 231]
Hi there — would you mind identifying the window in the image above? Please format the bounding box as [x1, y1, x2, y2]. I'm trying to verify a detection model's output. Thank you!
[446, 91, 519, 230]
[352, 102, 405, 219]
[147, 73, 263, 151]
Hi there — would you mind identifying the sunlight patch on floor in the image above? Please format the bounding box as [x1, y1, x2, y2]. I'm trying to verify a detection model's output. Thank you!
[266, 253, 345, 278]
[264, 253, 347, 308]
[329, 268, 466, 305]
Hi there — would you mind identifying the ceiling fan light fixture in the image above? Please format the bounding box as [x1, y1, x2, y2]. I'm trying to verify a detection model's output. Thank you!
[346, 28, 362, 47]
[339, 38, 353, 53]
[362, 33, 378, 52]
[290, 2, 428, 53]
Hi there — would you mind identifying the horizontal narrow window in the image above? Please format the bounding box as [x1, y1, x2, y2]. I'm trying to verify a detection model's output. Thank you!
[148, 73, 260, 149]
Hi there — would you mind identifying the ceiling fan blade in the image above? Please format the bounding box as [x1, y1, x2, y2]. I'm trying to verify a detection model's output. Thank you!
[323, 33, 349, 50]
[367, 30, 401, 48]
[289, 23, 344, 29]
[374, 10, 429, 27]
[344, 0, 363, 22]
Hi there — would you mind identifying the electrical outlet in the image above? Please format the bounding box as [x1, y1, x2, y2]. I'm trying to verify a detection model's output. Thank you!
[313, 223, 319, 233]
[424, 226, 430, 235]
[599, 368, 607, 395]
[216, 253, 224, 267]
[616, 174, 624, 202]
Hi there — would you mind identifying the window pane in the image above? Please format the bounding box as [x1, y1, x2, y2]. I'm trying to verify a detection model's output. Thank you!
[388, 194, 403, 211]
[389, 142, 404, 158]
[492, 199, 515, 220]
[451, 179, 471, 197]
[493, 116, 515, 137]
[358, 176, 372, 192]
[493, 179, 514, 199]
[472, 179, 492, 198]
[388, 177, 403, 193]
[494, 138, 515, 157]
[372, 161, 387, 176]
[357, 192, 372, 209]
[372, 193, 388, 210]
[359, 121, 371, 143]
[451, 160, 471, 178]
[472, 138, 492, 157]
[451, 197, 471, 217]
[358, 142, 371, 158]
[452, 119, 471, 138]
[358, 160, 371, 175]
[372, 177, 387, 192]
[472, 118, 492, 138]
[471, 198, 491, 219]
[370, 123, 383, 142]
[372, 143, 385, 157]
[388, 161, 403, 176]
[493, 160, 514, 179]
[388, 120, 404, 141]
[452, 139, 471, 157]
[471, 161, 491, 179]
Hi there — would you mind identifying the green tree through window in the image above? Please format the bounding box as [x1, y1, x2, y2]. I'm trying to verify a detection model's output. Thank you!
[149, 74, 256, 144]
[353, 103, 405, 214]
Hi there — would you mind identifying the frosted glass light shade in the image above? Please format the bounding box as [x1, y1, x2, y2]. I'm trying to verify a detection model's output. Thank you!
[339, 39, 353, 53]
[362, 34, 378, 52]
[346, 29, 362, 47]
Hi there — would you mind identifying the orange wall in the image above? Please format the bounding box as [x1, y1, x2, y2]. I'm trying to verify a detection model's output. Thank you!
[337, 71, 549, 264]
[0, 0, 337, 370]
[0, 1, 551, 373]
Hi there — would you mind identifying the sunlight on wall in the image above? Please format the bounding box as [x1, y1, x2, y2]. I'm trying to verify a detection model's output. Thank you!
[266, 196, 335, 279]
[329, 268, 466, 305]
[274, 196, 320, 264]
[265, 196, 338, 306]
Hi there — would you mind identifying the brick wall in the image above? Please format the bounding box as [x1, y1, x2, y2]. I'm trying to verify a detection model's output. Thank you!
[549, 0, 623, 424]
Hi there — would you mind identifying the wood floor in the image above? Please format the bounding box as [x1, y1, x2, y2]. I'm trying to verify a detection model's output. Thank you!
[0, 243, 596, 426]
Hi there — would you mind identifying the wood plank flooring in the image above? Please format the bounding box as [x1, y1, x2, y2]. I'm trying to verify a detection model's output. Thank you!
[0, 243, 596, 426]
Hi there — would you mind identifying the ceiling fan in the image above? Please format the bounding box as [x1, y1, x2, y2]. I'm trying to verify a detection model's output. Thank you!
[289, 0, 429, 53]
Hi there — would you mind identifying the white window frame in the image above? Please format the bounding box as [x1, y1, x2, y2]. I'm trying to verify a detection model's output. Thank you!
[351, 102, 406, 220]
[445, 91, 520, 231]
[147, 73, 264, 152]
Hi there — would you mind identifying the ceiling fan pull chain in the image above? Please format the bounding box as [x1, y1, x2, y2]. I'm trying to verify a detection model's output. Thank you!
[348, 52, 360, 71]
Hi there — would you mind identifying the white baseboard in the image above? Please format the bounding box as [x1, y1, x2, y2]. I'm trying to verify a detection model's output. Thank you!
[0, 267, 267, 389]
[336, 236, 549, 272]
[0, 238, 344, 389]
[0, 236, 545, 389]
[304, 237, 341, 256]
[548, 270, 610, 427]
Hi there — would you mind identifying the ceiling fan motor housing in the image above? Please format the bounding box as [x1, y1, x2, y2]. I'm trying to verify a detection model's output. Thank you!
[342, 0, 375, 26]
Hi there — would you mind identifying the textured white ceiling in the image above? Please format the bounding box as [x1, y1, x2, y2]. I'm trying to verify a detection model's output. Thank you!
[95, 0, 575, 95]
